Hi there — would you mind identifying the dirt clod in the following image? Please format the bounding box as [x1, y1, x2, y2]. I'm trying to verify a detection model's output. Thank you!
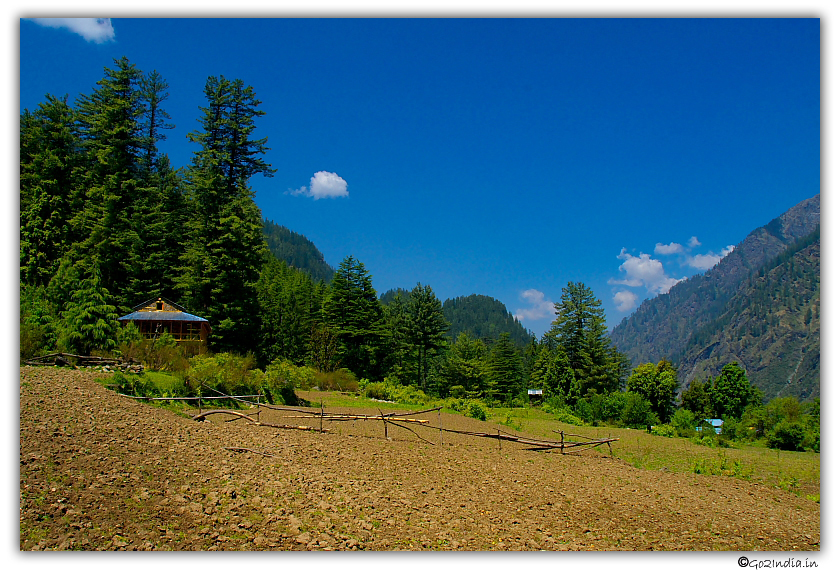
[19, 367, 819, 550]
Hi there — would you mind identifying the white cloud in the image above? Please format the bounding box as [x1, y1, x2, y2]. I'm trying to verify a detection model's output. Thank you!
[513, 289, 556, 321]
[613, 290, 639, 312]
[31, 18, 115, 43]
[287, 171, 349, 200]
[654, 242, 684, 255]
[687, 245, 735, 271]
[687, 236, 701, 248]
[613, 248, 685, 295]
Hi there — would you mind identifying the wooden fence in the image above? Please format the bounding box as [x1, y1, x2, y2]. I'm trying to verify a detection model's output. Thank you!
[146, 386, 620, 455]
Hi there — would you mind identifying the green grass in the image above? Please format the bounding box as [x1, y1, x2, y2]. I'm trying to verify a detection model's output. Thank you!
[299, 389, 820, 496]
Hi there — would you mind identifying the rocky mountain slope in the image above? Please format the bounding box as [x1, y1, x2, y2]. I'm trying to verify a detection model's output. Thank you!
[609, 194, 820, 399]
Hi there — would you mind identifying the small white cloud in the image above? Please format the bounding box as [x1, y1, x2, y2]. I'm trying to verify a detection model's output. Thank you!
[613, 290, 639, 312]
[615, 248, 685, 295]
[654, 242, 684, 255]
[687, 236, 701, 249]
[31, 18, 115, 43]
[687, 245, 735, 271]
[513, 289, 556, 321]
[287, 171, 349, 200]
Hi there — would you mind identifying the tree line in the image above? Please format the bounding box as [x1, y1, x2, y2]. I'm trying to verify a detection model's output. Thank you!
[22, 58, 818, 453]
[19, 56, 630, 406]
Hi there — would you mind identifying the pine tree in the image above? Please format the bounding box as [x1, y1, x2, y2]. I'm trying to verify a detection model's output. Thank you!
[73, 56, 146, 311]
[547, 282, 624, 402]
[137, 69, 175, 178]
[382, 291, 413, 383]
[488, 332, 524, 402]
[176, 75, 273, 353]
[58, 262, 119, 355]
[322, 256, 386, 380]
[20, 95, 83, 287]
[256, 255, 322, 367]
[440, 331, 491, 398]
[406, 283, 449, 392]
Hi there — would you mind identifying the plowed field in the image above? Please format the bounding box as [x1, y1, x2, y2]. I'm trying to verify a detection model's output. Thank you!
[19, 367, 820, 551]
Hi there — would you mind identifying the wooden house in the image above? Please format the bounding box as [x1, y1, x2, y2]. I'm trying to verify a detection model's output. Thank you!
[117, 297, 211, 347]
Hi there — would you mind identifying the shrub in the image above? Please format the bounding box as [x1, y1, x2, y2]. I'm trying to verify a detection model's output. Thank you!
[555, 407, 584, 426]
[574, 398, 594, 424]
[541, 395, 566, 415]
[388, 383, 430, 406]
[466, 400, 488, 421]
[670, 408, 696, 437]
[449, 385, 466, 399]
[651, 424, 677, 437]
[186, 353, 261, 397]
[111, 370, 156, 397]
[767, 420, 806, 451]
[364, 382, 390, 401]
[313, 368, 357, 392]
[622, 392, 657, 429]
[601, 392, 628, 424]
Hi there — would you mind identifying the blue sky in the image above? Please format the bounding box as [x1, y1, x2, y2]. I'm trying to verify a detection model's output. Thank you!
[18, 16, 820, 337]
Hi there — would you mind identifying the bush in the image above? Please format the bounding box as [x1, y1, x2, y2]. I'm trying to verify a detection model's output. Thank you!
[555, 407, 584, 426]
[111, 370, 156, 397]
[767, 420, 806, 451]
[186, 353, 261, 397]
[651, 424, 677, 437]
[600, 392, 627, 424]
[622, 392, 657, 430]
[364, 382, 391, 401]
[449, 385, 466, 399]
[574, 399, 594, 424]
[670, 408, 696, 437]
[466, 400, 488, 421]
[313, 368, 357, 392]
[262, 359, 318, 405]
[119, 331, 190, 373]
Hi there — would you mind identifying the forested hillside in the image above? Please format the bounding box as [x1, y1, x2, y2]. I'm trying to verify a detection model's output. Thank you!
[21, 56, 819, 454]
[679, 228, 819, 400]
[610, 195, 820, 400]
[441, 294, 533, 347]
[262, 219, 334, 283]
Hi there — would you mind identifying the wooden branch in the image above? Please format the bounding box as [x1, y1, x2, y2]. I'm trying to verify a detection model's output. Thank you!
[276, 414, 429, 423]
[193, 409, 259, 423]
[257, 422, 329, 432]
[383, 417, 436, 445]
[224, 447, 274, 457]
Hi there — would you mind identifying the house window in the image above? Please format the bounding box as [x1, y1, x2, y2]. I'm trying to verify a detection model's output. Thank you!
[156, 300, 163, 311]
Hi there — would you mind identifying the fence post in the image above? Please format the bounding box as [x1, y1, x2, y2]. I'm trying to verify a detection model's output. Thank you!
[320, 399, 324, 433]
[439, 409, 443, 446]
[561, 431, 565, 455]
[498, 429, 501, 452]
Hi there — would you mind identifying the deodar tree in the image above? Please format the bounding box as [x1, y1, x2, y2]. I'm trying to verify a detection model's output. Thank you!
[176, 75, 275, 353]
[546, 282, 626, 402]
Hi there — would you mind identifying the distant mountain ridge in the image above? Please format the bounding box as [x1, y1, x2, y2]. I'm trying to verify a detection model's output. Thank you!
[262, 219, 334, 283]
[442, 294, 533, 347]
[609, 194, 820, 400]
[380, 290, 533, 347]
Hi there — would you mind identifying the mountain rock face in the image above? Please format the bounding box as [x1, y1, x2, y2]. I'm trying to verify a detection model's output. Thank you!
[263, 219, 335, 283]
[609, 194, 820, 400]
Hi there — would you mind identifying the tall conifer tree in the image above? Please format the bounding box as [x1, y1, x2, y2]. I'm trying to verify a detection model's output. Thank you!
[177, 75, 274, 353]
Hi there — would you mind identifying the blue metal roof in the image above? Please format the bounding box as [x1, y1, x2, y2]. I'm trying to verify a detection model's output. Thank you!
[118, 311, 208, 323]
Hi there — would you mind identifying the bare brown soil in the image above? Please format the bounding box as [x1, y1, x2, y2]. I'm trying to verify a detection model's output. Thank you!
[19, 367, 820, 551]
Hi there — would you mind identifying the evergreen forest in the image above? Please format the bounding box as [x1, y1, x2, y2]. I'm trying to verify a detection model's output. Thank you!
[20, 57, 818, 453]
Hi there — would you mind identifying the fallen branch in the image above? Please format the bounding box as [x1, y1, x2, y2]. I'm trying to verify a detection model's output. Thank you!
[277, 414, 429, 424]
[224, 447, 274, 457]
[193, 409, 258, 424]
